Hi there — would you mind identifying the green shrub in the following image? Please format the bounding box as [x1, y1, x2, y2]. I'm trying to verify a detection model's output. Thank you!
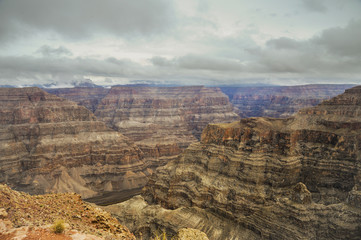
[51, 219, 65, 234]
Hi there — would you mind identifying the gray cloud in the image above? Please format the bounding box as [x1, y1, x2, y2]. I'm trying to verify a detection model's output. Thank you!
[36, 45, 73, 58]
[0, 0, 175, 42]
[312, 19, 361, 57]
[151, 55, 244, 71]
[245, 19, 361, 76]
[0, 55, 146, 86]
[302, 0, 327, 12]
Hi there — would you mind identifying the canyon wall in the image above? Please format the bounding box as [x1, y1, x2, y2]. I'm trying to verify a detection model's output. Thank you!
[221, 84, 355, 118]
[94, 86, 239, 163]
[107, 86, 361, 239]
[46, 87, 109, 112]
[0, 87, 150, 203]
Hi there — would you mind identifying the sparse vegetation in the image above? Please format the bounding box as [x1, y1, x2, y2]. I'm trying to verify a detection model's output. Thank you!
[152, 229, 168, 240]
[51, 219, 65, 234]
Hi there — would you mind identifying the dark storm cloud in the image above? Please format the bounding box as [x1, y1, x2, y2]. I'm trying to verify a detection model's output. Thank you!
[302, 0, 327, 12]
[0, 0, 175, 42]
[36, 45, 73, 58]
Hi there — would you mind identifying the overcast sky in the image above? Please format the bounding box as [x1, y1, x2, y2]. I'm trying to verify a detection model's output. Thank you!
[0, 0, 360, 87]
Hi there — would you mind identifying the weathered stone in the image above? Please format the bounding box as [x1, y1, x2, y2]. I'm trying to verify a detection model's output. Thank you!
[291, 182, 312, 204]
[0, 87, 149, 203]
[94, 86, 239, 164]
[107, 86, 361, 240]
[173, 228, 209, 240]
[221, 84, 354, 118]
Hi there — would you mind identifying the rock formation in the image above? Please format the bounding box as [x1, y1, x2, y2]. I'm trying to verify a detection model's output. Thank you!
[94, 86, 239, 164]
[0, 184, 135, 239]
[221, 84, 355, 118]
[46, 87, 109, 112]
[107, 86, 361, 239]
[0, 87, 150, 204]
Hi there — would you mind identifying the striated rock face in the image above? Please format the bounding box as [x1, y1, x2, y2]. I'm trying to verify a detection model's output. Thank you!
[46, 87, 109, 112]
[221, 84, 355, 118]
[0, 87, 150, 203]
[108, 86, 361, 239]
[94, 86, 239, 163]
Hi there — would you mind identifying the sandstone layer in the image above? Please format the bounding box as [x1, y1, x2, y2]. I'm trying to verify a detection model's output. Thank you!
[0, 87, 150, 203]
[107, 86, 361, 239]
[46, 87, 109, 112]
[221, 84, 354, 118]
[94, 86, 239, 163]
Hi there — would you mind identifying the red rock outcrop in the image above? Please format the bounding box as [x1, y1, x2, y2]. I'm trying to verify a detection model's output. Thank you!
[221, 84, 355, 118]
[107, 86, 361, 239]
[94, 86, 239, 163]
[0, 87, 150, 204]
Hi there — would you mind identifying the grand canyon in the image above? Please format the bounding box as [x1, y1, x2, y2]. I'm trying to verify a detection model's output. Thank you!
[0, 84, 360, 239]
[1, 1, 361, 239]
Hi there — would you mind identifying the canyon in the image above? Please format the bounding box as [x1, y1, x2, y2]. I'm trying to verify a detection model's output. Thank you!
[0, 87, 150, 204]
[1, 84, 360, 239]
[221, 84, 354, 118]
[48, 86, 240, 166]
[105, 85, 361, 239]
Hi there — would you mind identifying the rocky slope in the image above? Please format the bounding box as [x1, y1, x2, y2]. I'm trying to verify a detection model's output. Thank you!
[94, 86, 239, 163]
[221, 84, 354, 118]
[0, 87, 150, 204]
[0, 184, 135, 239]
[107, 86, 361, 239]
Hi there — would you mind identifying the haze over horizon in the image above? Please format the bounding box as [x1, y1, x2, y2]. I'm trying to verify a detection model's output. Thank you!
[0, 0, 360, 87]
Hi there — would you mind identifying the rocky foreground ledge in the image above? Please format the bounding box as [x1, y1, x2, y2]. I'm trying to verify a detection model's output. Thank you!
[0, 184, 136, 239]
[0, 184, 210, 240]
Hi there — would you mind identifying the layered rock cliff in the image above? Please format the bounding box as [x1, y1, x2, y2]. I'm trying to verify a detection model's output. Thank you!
[221, 84, 354, 118]
[0, 87, 150, 203]
[46, 87, 109, 112]
[107, 86, 361, 239]
[94, 86, 239, 162]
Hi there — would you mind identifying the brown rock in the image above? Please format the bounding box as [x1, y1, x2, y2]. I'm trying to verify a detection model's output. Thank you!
[221, 84, 354, 118]
[291, 182, 312, 204]
[0, 184, 135, 239]
[108, 86, 361, 240]
[94, 86, 239, 163]
[46, 87, 109, 112]
[173, 228, 209, 240]
[0, 87, 148, 204]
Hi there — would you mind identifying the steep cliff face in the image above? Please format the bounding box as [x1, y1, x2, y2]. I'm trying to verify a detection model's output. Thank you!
[46, 87, 109, 112]
[108, 86, 361, 239]
[221, 84, 355, 118]
[94, 86, 239, 161]
[0, 87, 150, 203]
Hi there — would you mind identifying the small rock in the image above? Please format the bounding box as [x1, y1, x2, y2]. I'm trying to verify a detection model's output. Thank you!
[0, 208, 8, 219]
[291, 182, 312, 204]
[173, 228, 209, 240]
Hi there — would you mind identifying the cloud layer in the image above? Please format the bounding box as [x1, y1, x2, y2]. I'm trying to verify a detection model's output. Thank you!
[0, 0, 175, 42]
[0, 0, 360, 86]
